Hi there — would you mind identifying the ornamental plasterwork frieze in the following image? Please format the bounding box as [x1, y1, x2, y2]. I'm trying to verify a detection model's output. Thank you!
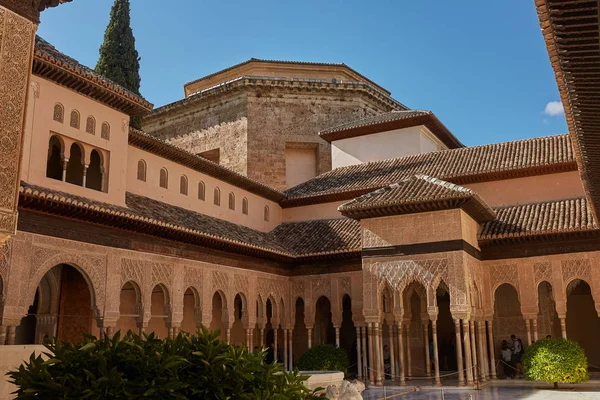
[212, 270, 231, 294]
[183, 265, 203, 296]
[490, 264, 519, 292]
[233, 273, 249, 295]
[533, 262, 553, 286]
[121, 258, 145, 288]
[257, 277, 283, 302]
[0, 241, 11, 282]
[151, 263, 172, 288]
[312, 279, 331, 301]
[0, 7, 34, 243]
[340, 277, 351, 296]
[562, 259, 592, 286]
[362, 229, 390, 248]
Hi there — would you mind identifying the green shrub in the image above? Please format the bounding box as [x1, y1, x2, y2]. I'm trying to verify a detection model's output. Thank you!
[8, 328, 320, 399]
[297, 344, 350, 376]
[522, 338, 589, 388]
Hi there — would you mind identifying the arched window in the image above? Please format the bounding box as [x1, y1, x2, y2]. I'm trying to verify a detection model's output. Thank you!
[180, 175, 188, 195]
[53, 103, 64, 123]
[228, 192, 235, 210]
[214, 187, 220, 206]
[242, 198, 248, 215]
[86, 149, 104, 191]
[65, 143, 85, 186]
[85, 116, 95, 135]
[137, 159, 146, 182]
[198, 181, 205, 201]
[46, 135, 63, 180]
[264, 205, 270, 222]
[101, 122, 110, 140]
[159, 168, 168, 189]
[70, 110, 80, 129]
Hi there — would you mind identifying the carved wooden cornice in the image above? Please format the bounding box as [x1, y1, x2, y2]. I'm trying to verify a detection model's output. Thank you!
[0, 0, 72, 23]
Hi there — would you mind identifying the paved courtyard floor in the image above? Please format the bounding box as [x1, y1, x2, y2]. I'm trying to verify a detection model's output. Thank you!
[363, 381, 600, 399]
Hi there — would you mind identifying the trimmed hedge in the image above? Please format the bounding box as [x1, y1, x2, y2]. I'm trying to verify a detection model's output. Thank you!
[8, 328, 320, 399]
[297, 344, 350, 376]
[522, 337, 588, 388]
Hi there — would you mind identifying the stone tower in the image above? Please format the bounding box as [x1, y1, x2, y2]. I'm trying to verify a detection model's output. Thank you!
[143, 59, 404, 190]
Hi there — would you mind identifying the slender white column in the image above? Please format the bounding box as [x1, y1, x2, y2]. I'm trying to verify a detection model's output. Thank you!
[260, 328, 265, 347]
[0, 325, 6, 345]
[379, 326, 384, 382]
[487, 320, 497, 379]
[283, 329, 288, 370]
[463, 320, 474, 385]
[469, 320, 479, 383]
[289, 329, 294, 370]
[424, 321, 431, 377]
[361, 326, 368, 380]
[525, 318, 532, 345]
[226, 328, 231, 345]
[335, 326, 340, 347]
[406, 324, 412, 377]
[356, 326, 363, 378]
[274, 329, 278, 362]
[532, 318, 539, 342]
[432, 320, 441, 386]
[374, 323, 382, 384]
[476, 321, 486, 381]
[397, 322, 406, 386]
[388, 324, 396, 380]
[308, 327, 313, 349]
[455, 319, 465, 386]
[560, 317, 567, 339]
[368, 323, 375, 384]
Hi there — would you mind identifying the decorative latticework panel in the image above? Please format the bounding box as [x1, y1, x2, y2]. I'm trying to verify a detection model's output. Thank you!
[534, 262, 552, 285]
[561, 259, 592, 285]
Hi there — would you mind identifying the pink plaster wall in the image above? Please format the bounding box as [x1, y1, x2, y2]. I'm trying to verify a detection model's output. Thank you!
[22, 77, 129, 206]
[282, 201, 344, 221]
[127, 147, 282, 231]
[464, 171, 584, 207]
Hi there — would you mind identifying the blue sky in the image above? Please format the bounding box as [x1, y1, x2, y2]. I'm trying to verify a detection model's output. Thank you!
[39, 0, 567, 146]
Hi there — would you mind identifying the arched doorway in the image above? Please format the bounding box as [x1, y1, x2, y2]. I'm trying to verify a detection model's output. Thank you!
[210, 291, 227, 341]
[293, 298, 308, 361]
[86, 149, 103, 191]
[181, 287, 200, 334]
[117, 281, 141, 334]
[314, 296, 334, 345]
[537, 281, 560, 339]
[403, 283, 427, 377]
[436, 281, 455, 372]
[265, 298, 276, 349]
[231, 293, 247, 345]
[16, 264, 95, 344]
[65, 143, 85, 186]
[566, 279, 600, 368]
[493, 283, 526, 378]
[148, 285, 169, 338]
[340, 294, 356, 375]
[46, 135, 63, 180]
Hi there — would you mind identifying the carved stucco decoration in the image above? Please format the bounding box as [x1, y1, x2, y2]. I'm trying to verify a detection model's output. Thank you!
[0, 241, 11, 283]
[291, 281, 304, 300]
[121, 258, 144, 289]
[562, 259, 592, 287]
[490, 264, 519, 292]
[312, 279, 331, 301]
[362, 228, 390, 248]
[0, 0, 72, 23]
[212, 270, 231, 295]
[0, 8, 34, 242]
[533, 262, 553, 286]
[258, 277, 283, 301]
[340, 277, 351, 296]
[183, 265, 203, 298]
[233, 273, 248, 296]
[150, 262, 172, 289]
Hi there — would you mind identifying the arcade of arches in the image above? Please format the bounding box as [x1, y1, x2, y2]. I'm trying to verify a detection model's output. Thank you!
[1, 231, 600, 386]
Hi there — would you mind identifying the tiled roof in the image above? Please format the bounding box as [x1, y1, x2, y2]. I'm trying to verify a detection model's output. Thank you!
[183, 58, 391, 96]
[319, 110, 463, 149]
[33, 36, 153, 115]
[268, 218, 361, 256]
[283, 134, 577, 206]
[17, 182, 357, 260]
[536, 0, 600, 223]
[129, 128, 285, 202]
[339, 175, 496, 222]
[480, 197, 598, 242]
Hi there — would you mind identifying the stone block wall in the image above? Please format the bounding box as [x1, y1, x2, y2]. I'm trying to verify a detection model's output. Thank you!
[143, 93, 249, 176]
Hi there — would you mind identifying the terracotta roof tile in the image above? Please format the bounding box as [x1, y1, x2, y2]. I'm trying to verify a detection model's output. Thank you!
[480, 197, 598, 241]
[283, 134, 576, 206]
[268, 218, 361, 256]
[339, 175, 495, 222]
[33, 36, 153, 115]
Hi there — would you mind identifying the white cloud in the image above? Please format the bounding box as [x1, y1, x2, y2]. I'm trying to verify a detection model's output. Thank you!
[544, 101, 564, 117]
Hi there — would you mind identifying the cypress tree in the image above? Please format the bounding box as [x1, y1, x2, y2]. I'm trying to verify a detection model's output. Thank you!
[96, 0, 142, 129]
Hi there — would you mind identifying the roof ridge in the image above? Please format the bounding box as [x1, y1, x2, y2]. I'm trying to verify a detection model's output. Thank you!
[491, 196, 589, 211]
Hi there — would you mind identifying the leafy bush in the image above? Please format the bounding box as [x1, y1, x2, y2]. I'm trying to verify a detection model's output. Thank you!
[522, 338, 589, 388]
[297, 344, 350, 376]
[8, 328, 320, 399]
